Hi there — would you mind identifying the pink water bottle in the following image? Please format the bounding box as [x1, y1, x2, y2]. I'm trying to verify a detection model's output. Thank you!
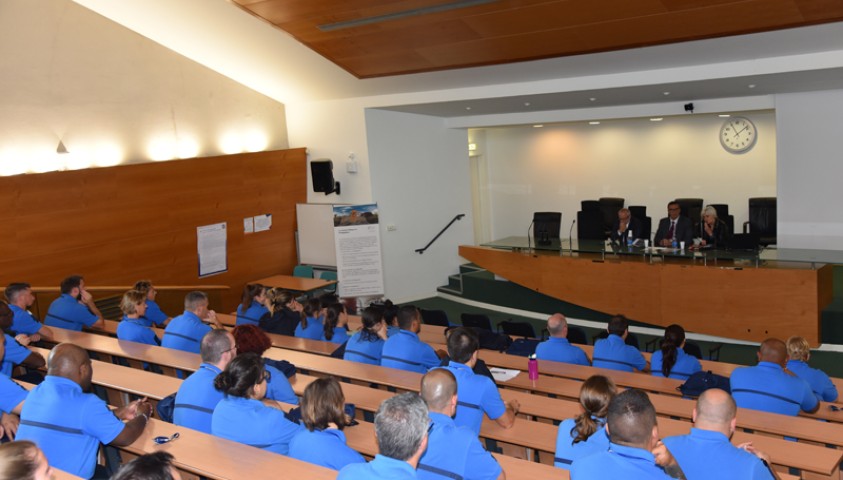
[528, 354, 539, 380]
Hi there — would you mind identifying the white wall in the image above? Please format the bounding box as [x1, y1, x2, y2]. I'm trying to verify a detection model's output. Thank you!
[478, 112, 777, 238]
[776, 89, 843, 248]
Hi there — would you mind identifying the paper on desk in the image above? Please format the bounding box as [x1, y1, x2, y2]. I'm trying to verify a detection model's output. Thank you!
[490, 367, 521, 382]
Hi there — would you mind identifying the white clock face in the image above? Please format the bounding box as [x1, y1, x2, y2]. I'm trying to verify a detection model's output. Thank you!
[720, 117, 757, 153]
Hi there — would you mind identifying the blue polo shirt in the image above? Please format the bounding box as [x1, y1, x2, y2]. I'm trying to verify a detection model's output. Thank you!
[235, 301, 269, 327]
[8, 305, 42, 335]
[174, 363, 224, 434]
[650, 348, 702, 380]
[592, 334, 647, 372]
[344, 333, 385, 366]
[295, 316, 324, 340]
[441, 361, 507, 435]
[289, 428, 365, 471]
[0, 374, 28, 413]
[570, 442, 672, 479]
[387, 325, 401, 338]
[44, 294, 99, 331]
[211, 396, 303, 455]
[265, 363, 298, 405]
[731, 361, 818, 416]
[161, 311, 211, 354]
[338, 454, 417, 480]
[663, 428, 773, 480]
[322, 327, 350, 344]
[140, 299, 169, 327]
[535, 337, 590, 366]
[418, 411, 501, 480]
[787, 359, 838, 402]
[554, 417, 609, 469]
[381, 330, 441, 374]
[17, 376, 125, 479]
[116, 316, 160, 346]
[1, 334, 33, 376]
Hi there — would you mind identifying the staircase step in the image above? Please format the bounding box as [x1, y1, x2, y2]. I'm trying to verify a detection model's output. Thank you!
[436, 286, 463, 296]
[447, 274, 463, 291]
[459, 263, 486, 275]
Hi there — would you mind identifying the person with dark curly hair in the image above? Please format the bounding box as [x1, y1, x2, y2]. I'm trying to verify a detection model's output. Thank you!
[231, 325, 298, 405]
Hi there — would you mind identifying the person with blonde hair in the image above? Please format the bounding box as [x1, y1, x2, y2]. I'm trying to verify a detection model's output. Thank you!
[116, 290, 161, 346]
[786, 336, 837, 402]
[554, 375, 617, 469]
[133, 280, 170, 327]
[698, 205, 730, 248]
[0, 441, 53, 480]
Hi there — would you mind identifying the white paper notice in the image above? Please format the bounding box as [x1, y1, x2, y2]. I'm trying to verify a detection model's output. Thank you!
[333, 204, 384, 297]
[254, 214, 272, 232]
[244, 217, 254, 234]
[197, 222, 228, 277]
[489, 368, 521, 382]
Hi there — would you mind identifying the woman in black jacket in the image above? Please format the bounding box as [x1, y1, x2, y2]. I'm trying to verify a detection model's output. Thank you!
[258, 288, 303, 336]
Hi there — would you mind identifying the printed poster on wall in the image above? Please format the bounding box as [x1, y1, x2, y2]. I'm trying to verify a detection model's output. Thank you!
[197, 222, 228, 277]
[333, 204, 384, 297]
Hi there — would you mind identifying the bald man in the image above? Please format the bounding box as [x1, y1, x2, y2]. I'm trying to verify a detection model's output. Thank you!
[730, 338, 818, 416]
[17, 343, 152, 479]
[418, 369, 503, 480]
[662, 389, 777, 479]
[534, 314, 589, 366]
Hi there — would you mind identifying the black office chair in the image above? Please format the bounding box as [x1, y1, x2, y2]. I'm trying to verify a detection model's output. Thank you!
[577, 208, 605, 240]
[533, 212, 562, 246]
[675, 198, 704, 234]
[420, 309, 450, 327]
[743, 197, 776, 246]
[629, 205, 652, 241]
[461, 313, 493, 331]
[593, 330, 640, 350]
[497, 319, 536, 338]
[567, 326, 588, 345]
[598, 197, 625, 236]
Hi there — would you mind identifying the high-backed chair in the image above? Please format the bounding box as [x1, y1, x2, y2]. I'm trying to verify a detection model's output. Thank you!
[577, 200, 605, 240]
[674, 198, 703, 234]
[628, 205, 652, 241]
[461, 313, 493, 331]
[497, 319, 536, 338]
[566, 326, 588, 345]
[743, 197, 777, 246]
[598, 197, 625, 236]
[532, 212, 562, 245]
[420, 309, 449, 327]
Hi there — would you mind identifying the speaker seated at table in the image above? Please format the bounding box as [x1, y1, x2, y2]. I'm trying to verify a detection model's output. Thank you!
[532, 212, 561, 246]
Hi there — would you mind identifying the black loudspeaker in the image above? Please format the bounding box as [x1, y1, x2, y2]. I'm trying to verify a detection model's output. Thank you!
[533, 212, 561, 245]
[310, 160, 340, 195]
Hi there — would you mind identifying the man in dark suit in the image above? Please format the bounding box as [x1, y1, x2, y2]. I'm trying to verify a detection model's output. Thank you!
[654, 201, 693, 247]
[611, 208, 643, 244]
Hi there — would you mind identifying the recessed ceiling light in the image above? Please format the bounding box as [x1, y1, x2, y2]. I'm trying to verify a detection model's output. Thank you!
[533, 124, 543, 128]
[465, 106, 472, 111]
[589, 97, 597, 102]
[524, 102, 531, 107]
[663, 92, 670, 96]
[589, 121, 600, 125]
[718, 114, 731, 118]
[748, 84, 756, 89]
[650, 117, 663, 122]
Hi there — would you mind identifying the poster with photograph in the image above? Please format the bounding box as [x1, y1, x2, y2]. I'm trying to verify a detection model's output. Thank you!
[333, 204, 384, 297]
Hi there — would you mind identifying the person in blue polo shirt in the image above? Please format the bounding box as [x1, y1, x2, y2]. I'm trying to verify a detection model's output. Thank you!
[235, 283, 268, 327]
[535, 314, 589, 366]
[44, 275, 104, 332]
[338, 392, 430, 480]
[321, 303, 351, 344]
[554, 375, 616, 470]
[16, 343, 152, 479]
[174, 330, 236, 434]
[0, 332, 30, 441]
[663, 389, 776, 479]
[418, 368, 503, 480]
[731, 338, 819, 416]
[133, 280, 171, 327]
[211, 353, 303, 455]
[592, 315, 648, 372]
[5, 283, 53, 341]
[440, 327, 519, 436]
[116, 290, 160, 346]
[381, 306, 445, 373]
[289, 376, 365, 470]
[786, 336, 838, 402]
[0, 302, 45, 379]
[295, 298, 325, 340]
[161, 291, 224, 354]
[570, 389, 681, 479]
[344, 307, 388, 365]
[650, 324, 701, 380]
[231, 325, 298, 405]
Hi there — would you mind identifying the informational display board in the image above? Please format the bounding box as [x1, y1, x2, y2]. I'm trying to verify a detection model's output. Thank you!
[333, 204, 384, 297]
[197, 222, 227, 277]
[296, 203, 337, 267]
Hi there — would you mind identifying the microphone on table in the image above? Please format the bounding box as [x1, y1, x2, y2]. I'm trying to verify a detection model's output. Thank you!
[527, 219, 534, 252]
[568, 219, 576, 249]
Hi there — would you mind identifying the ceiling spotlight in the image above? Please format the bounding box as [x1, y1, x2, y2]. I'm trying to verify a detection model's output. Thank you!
[589, 97, 597, 102]
[56, 140, 69, 154]
[663, 92, 671, 96]
[650, 117, 663, 122]
[718, 114, 731, 118]
[465, 106, 472, 111]
[533, 124, 543, 128]
[589, 121, 600, 125]
[524, 102, 531, 107]
[748, 84, 756, 89]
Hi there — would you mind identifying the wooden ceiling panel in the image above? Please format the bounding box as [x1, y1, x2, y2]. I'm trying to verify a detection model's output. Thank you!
[230, 0, 843, 78]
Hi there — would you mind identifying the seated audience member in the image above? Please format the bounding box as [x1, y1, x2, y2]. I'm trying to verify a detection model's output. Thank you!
[321, 303, 350, 344]
[418, 369, 503, 480]
[0, 329, 28, 442]
[258, 289, 302, 336]
[133, 280, 171, 327]
[650, 324, 701, 380]
[44, 275, 104, 331]
[731, 338, 819, 416]
[654, 201, 693, 247]
[592, 315, 648, 372]
[161, 291, 223, 354]
[571, 389, 680, 479]
[555, 375, 616, 470]
[381, 300, 401, 338]
[343, 307, 388, 366]
[17, 344, 152, 479]
[0, 440, 53, 480]
[294, 299, 324, 340]
[110, 451, 181, 480]
[663, 389, 776, 480]
[0, 302, 45, 379]
[231, 325, 298, 405]
[381, 306, 445, 373]
[337, 393, 429, 480]
[786, 335, 838, 402]
[441, 327, 519, 435]
[611, 208, 644, 244]
[173, 330, 236, 434]
[535, 313, 589, 366]
[4, 283, 53, 341]
[211, 353, 303, 455]
[116, 290, 160, 346]
[288, 377, 365, 470]
[235, 283, 268, 327]
[698, 205, 731, 248]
